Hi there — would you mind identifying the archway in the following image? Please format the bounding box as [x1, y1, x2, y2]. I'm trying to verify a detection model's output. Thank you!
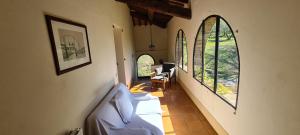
[137, 54, 155, 78]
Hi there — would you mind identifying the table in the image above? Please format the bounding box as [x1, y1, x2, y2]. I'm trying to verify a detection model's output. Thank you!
[151, 76, 168, 90]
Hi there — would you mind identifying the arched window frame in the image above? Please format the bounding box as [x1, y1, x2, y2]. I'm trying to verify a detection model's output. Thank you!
[193, 15, 241, 109]
[175, 29, 188, 72]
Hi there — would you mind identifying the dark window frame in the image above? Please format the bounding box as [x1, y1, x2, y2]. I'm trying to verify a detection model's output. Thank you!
[192, 15, 241, 109]
[175, 29, 188, 72]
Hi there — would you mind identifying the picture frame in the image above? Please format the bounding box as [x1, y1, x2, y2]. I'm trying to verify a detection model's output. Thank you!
[45, 15, 92, 75]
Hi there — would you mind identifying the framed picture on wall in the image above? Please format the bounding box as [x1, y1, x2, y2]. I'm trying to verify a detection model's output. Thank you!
[45, 15, 92, 75]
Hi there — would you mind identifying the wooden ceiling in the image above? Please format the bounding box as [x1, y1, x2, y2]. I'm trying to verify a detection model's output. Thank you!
[115, 0, 192, 28]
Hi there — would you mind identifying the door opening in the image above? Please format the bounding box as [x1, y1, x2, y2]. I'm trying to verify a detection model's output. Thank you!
[113, 25, 126, 85]
[137, 54, 155, 78]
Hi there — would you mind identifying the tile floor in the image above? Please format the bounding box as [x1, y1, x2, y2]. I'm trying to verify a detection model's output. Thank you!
[130, 81, 218, 135]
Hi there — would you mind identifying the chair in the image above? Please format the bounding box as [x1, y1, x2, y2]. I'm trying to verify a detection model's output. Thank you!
[151, 63, 176, 87]
[162, 63, 176, 86]
[150, 75, 168, 90]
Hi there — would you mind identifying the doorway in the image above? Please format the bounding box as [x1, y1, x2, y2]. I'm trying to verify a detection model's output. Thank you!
[113, 25, 126, 85]
[137, 54, 155, 78]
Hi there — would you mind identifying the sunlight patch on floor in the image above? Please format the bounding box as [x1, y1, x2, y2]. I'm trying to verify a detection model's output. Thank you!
[161, 105, 170, 116]
[130, 87, 147, 93]
[151, 90, 164, 97]
[163, 116, 175, 134]
[130, 83, 147, 93]
[161, 105, 175, 135]
[132, 83, 145, 88]
[130, 82, 165, 97]
[165, 133, 176, 135]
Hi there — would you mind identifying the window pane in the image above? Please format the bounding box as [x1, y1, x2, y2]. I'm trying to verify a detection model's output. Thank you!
[216, 19, 239, 106]
[193, 26, 203, 81]
[203, 17, 217, 90]
[178, 31, 183, 68]
[175, 35, 179, 67]
[183, 35, 188, 71]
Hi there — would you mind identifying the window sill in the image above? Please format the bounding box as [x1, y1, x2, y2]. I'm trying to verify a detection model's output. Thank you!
[178, 66, 188, 73]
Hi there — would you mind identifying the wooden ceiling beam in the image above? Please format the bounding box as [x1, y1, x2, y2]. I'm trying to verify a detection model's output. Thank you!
[116, 0, 191, 19]
[153, 12, 172, 23]
[130, 11, 167, 28]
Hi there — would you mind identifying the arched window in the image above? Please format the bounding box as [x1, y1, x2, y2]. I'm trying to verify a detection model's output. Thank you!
[175, 29, 188, 72]
[193, 15, 240, 108]
[137, 54, 155, 78]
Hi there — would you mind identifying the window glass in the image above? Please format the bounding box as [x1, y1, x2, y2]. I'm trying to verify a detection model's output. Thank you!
[175, 35, 179, 67]
[176, 30, 188, 72]
[178, 31, 183, 68]
[203, 17, 217, 90]
[216, 19, 239, 105]
[193, 26, 203, 81]
[183, 36, 188, 71]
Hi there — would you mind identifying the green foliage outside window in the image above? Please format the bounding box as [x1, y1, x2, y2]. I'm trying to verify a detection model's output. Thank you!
[137, 55, 154, 77]
[203, 21, 216, 90]
[194, 66, 202, 80]
[183, 36, 188, 71]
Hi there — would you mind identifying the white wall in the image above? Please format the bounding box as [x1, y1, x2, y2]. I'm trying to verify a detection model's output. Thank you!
[134, 25, 168, 64]
[0, 0, 135, 135]
[168, 0, 300, 135]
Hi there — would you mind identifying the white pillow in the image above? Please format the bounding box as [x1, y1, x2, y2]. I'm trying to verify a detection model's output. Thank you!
[114, 91, 134, 123]
[155, 67, 163, 75]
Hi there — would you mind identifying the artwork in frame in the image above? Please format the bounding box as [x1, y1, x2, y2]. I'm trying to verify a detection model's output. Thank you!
[45, 15, 92, 75]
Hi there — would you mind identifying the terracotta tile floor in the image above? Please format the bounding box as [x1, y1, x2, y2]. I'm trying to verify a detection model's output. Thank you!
[130, 81, 218, 135]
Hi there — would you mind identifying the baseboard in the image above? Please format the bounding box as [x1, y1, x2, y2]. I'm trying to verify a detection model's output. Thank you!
[177, 79, 229, 135]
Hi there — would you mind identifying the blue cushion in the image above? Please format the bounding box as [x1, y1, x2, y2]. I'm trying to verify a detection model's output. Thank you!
[99, 103, 125, 128]
[118, 83, 133, 100]
[114, 91, 134, 123]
